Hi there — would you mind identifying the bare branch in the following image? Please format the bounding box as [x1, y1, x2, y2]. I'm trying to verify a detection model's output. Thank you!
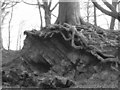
[48, 0, 52, 8]
[37, 0, 43, 28]
[1, 3, 9, 11]
[51, 13, 57, 18]
[102, 0, 117, 13]
[91, 0, 118, 19]
[50, 2, 58, 12]
[2, 11, 9, 23]
[22, 0, 38, 5]
[6, 2, 19, 9]
[110, 0, 118, 30]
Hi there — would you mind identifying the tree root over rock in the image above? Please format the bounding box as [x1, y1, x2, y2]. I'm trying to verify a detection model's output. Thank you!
[2, 23, 120, 88]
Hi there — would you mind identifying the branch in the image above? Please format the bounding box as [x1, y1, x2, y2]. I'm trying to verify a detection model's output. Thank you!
[6, 2, 19, 9]
[22, 0, 38, 5]
[51, 13, 57, 18]
[91, 0, 118, 19]
[50, 2, 58, 12]
[1, 3, 9, 11]
[48, 0, 52, 8]
[2, 11, 9, 23]
[102, 0, 117, 13]
[37, 0, 43, 28]
[109, 0, 118, 30]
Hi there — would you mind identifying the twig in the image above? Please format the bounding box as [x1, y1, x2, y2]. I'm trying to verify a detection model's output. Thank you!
[6, 2, 19, 9]
[50, 2, 58, 12]
[2, 11, 9, 23]
[48, 0, 52, 8]
[22, 0, 38, 5]
[51, 13, 57, 18]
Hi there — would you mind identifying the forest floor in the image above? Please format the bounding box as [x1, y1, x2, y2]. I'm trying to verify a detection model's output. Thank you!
[2, 49, 20, 65]
[2, 24, 120, 89]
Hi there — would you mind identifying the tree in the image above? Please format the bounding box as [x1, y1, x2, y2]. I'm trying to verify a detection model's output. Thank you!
[0, 1, 3, 49]
[91, 0, 120, 22]
[110, 0, 118, 30]
[8, 2, 14, 50]
[22, 0, 58, 27]
[94, 4, 97, 25]
[3, 0, 120, 86]
[1, 0, 20, 50]
[86, 0, 92, 23]
[55, 0, 85, 25]
[118, 1, 120, 30]
[84, 0, 97, 25]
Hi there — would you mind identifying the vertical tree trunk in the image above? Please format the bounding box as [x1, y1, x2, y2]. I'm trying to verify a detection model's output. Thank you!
[118, 2, 120, 30]
[86, 0, 90, 23]
[37, 0, 43, 28]
[110, 0, 118, 30]
[44, 5, 51, 26]
[8, 3, 14, 50]
[0, 2, 2, 70]
[0, 2, 3, 49]
[94, 5, 97, 26]
[55, 0, 85, 25]
[42, 0, 51, 26]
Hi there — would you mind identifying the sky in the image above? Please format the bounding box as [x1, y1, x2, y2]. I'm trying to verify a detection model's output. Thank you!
[1, 0, 120, 50]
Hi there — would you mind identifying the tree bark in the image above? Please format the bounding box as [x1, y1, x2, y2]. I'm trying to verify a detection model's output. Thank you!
[110, 0, 118, 30]
[55, 0, 85, 25]
[92, 0, 120, 22]
[0, 2, 3, 49]
[42, 0, 51, 26]
[118, 2, 120, 30]
[94, 5, 97, 26]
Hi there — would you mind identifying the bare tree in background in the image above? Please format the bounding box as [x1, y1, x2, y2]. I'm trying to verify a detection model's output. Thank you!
[86, 0, 91, 23]
[94, 4, 97, 26]
[16, 21, 25, 50]
[91, 0, 120, 28]
[85, 0, 97, 25]
[1, 0, 20, 23]
[8, 2, 13, 50]
[0, 1, 3, 50]
[1, 0, 20, 50]
[22, 0, 58, 27]
[0, 1, 2, 69]
[110, 0, 118, 30]
[118, 1, 120, 30]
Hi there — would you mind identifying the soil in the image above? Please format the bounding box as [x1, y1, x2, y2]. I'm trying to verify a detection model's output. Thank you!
[2, 24, 120, 89]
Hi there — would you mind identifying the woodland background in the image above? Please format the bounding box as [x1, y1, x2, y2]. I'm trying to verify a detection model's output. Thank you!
[1, 0, 120, 88]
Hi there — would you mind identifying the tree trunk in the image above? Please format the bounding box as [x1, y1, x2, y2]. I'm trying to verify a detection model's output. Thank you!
[94, 5, 97, 26]
[0, 2, 2, 49]
[55, 0, 85, 25]
[42, 0, 51, 26]
[86, 0, 90, 23]
[0, 2, 3, 49]
[118, 2, 120, 30]
[110, 0, 118, 30]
